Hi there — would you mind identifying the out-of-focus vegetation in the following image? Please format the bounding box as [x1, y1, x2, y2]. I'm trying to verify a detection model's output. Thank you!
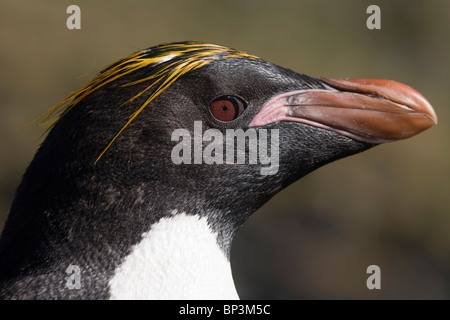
[0, 0, 449, 298]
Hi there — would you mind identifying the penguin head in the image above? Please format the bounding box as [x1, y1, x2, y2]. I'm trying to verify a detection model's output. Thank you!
[29, 41, 437, 253]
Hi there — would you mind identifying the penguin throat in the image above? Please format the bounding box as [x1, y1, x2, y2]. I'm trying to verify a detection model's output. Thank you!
[108, 212, 239, 299]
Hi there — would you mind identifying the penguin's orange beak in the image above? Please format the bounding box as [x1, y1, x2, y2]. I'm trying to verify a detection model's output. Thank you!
[249, 78, 437, 144]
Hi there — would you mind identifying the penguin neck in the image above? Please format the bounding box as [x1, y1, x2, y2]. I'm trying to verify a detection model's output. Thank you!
[108, 211, 239, 300]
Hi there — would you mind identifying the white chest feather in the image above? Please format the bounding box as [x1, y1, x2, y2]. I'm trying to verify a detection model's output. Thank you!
[108, 213, 239, 300]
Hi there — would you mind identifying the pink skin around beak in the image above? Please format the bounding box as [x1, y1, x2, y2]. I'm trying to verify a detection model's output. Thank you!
[249, 78, 437, 144]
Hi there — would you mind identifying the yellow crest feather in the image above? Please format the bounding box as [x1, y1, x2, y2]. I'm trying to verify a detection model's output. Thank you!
[35, 42, 258, 163]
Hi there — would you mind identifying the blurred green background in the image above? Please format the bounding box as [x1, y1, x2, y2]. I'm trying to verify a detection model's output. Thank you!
[0, 0, 449, 299]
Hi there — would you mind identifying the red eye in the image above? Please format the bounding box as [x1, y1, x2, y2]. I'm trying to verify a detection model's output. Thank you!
[209, 96, 246, 122]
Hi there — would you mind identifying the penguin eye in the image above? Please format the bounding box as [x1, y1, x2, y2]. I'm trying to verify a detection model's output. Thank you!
[209, 95, 246, 122]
